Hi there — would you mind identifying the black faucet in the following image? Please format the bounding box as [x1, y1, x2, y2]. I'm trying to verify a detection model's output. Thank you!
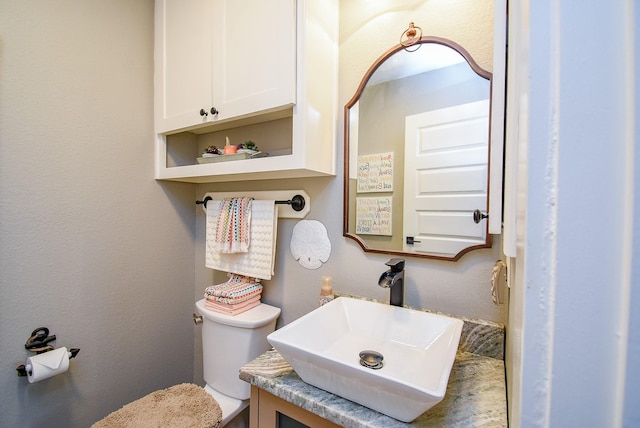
[378, 258, 405, 307]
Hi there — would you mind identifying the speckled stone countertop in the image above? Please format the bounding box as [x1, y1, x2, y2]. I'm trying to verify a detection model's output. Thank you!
[239, 301, 507, 427]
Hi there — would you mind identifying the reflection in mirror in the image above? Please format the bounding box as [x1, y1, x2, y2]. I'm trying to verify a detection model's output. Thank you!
[344, 37, 493, 261]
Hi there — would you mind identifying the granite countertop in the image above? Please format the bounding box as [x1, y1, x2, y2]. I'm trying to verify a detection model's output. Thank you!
[239, 310, 507, 427]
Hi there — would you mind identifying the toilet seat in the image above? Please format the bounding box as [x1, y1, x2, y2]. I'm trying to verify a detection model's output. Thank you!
[204, 384, 248, 426]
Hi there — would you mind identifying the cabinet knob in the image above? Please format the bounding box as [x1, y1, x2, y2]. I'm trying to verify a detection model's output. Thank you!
[210, 107, 219, 115]
[199, 108, 208, 117]
[473, 209, 489, 224]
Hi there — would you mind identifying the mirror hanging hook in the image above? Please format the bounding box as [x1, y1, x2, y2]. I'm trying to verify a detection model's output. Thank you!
[400, 22, 422, 52]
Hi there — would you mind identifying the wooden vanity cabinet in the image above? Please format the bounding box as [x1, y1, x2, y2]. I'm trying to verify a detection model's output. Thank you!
[250, 386, 341, 428]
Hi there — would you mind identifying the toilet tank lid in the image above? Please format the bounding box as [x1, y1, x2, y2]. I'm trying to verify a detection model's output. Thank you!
[196, 299, 281, 328]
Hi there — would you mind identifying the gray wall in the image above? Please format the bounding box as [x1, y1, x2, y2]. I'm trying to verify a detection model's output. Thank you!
[0, 2, 196, 426]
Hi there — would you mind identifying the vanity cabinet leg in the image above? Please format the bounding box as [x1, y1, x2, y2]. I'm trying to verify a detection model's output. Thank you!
[250, 385, 341, 428]
[250, 385, 261, 428]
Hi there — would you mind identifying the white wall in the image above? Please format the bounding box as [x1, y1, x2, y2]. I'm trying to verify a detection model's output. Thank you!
[506, 0, 640, 426]
[0, 2, 196, 426]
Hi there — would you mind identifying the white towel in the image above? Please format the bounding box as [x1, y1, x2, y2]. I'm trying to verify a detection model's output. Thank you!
[206, 200, 278, 280]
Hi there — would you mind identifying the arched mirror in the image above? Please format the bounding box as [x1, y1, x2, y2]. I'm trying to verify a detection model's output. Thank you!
[343, 36, 493, 261]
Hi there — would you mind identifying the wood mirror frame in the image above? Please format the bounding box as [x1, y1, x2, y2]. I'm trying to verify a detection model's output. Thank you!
[343, 36, 493, 261]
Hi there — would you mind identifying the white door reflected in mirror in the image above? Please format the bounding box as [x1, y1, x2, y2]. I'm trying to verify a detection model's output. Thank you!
[403, 99, 490, 256]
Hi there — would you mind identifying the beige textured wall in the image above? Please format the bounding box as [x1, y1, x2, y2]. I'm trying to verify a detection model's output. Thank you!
[340, 0, 494, 95]
[0, 2, 196, 426]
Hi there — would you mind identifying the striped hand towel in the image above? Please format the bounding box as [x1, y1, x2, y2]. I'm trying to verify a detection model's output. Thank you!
[214, 197, 252, 253]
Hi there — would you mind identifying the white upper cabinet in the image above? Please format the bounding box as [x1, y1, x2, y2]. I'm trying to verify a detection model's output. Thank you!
[154, 0, 338, 183]
[155, 0, 296, 134]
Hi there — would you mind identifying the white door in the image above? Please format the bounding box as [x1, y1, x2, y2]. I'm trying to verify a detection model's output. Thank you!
[403, 99, 490, 256]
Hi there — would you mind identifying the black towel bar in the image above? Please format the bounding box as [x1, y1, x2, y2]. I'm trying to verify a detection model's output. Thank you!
[196, 194, 306, 212]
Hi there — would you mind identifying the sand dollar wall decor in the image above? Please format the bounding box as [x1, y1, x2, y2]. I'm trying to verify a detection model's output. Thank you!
[290, 220, 331, 269]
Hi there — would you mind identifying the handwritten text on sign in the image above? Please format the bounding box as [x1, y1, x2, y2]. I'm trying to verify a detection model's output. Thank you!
[356, 197, 393, 236]
[357, 152, 394, 193]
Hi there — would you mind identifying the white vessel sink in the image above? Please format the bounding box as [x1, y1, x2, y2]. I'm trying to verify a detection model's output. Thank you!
[267, 297, 463, 422]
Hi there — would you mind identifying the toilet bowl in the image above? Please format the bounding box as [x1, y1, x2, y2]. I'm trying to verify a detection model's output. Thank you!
[195, 298, 281, 427]
[92, 300, 279, 427]
[204, 385, 249, 428]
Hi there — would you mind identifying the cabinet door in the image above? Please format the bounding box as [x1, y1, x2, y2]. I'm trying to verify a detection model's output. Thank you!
[210, 0, 296, 121]
[251, 386, 342, 428]
[155, 0, 214, 133]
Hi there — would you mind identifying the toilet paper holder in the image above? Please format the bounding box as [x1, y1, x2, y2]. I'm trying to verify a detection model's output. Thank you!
[16, 327, 80, 377]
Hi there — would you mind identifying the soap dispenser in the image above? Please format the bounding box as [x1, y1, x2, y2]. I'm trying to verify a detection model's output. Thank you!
[319, 276, 334, 306]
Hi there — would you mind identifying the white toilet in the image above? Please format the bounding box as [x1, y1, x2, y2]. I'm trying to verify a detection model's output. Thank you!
[195, 298, 281, 428]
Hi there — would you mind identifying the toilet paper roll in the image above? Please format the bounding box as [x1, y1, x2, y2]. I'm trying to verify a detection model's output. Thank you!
[26, 347, 69, 383]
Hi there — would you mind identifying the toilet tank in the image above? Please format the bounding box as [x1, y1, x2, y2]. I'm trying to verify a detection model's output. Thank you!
[195, 299, 281, 400]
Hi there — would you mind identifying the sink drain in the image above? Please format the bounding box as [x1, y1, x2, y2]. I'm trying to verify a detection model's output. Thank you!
[359, 350, 384, 369]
